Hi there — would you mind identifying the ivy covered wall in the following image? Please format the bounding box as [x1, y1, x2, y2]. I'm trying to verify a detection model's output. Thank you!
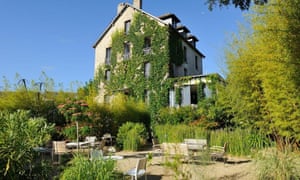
[95, 12, 184, 121]
[95, 12, 206, 122]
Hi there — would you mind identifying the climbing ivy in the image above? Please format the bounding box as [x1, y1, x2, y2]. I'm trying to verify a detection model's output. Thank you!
[94, 13, 173, 122]
[197, 80, 205, 102]
[95, 12, 196, 123]
[175, 87, 182, 106]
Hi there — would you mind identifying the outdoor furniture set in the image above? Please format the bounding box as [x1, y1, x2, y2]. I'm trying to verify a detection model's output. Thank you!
[153, 138, 227, 163]
[51, 134, 116, 163]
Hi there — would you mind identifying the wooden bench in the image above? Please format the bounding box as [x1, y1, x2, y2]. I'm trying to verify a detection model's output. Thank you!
[184, 139, 207, 151]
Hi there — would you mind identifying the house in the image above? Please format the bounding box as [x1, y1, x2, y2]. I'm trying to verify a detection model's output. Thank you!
[93, 0, 220, 110]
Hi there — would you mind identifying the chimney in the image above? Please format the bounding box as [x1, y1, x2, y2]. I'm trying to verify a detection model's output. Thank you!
[117, 3, 126, 14]
[133, 0, 142, 9]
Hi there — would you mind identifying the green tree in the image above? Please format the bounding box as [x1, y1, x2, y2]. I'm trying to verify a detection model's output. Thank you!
[225, 0, 300, 149]
[197, 75, 232, 129]
[206, 0, 268, 10]
[57, 98, 91, 140]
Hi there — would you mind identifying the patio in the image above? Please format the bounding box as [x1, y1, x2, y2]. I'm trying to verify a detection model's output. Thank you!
[34, 141, 255, 179]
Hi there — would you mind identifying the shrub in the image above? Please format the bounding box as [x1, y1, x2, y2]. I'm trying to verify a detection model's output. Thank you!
[157, 107, 198, 124]
[117, 122, 147, 151]
[88, 104, 115, 137]
[0, 110, 54, 179]
[89, 94, 150, 137]
[110, 94, 150, 129]
[60, 154, 119, 180]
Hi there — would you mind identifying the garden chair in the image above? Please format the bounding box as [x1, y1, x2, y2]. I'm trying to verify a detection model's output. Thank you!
[124, 157, 147, 180]
[81, 136, 97, 148]
[90, 149, 103, 160]
[151, 137, 162, 154]
[210, 142, 228, 163]
[52, 141, 71, 164]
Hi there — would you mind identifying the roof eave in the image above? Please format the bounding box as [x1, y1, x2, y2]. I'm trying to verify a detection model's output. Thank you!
[93, 3, 170, 48]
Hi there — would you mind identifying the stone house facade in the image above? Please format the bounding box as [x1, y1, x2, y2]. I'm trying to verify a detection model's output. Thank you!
[93, 0, 218, 109]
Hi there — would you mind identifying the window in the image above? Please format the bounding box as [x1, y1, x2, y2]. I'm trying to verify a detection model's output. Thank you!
[195, 56, 198, 70]
[168, 89, 175, 107]
[184, 68, 187, 76]
[124, 20, 131, 34]
[190, 85, 198, 104]
[124, 42, 130, 60]
[105, 70, 111, 81]
[143, 37, 151, 54]
[144, 62, 151, 78]
[204, 84, 212, 98]
[183, 46, 187, 63]
[105, 47, 111, 65]
[144, 90, 150, 104]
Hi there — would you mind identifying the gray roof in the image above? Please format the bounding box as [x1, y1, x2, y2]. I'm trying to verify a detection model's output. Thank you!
[158, 13, 181, 23]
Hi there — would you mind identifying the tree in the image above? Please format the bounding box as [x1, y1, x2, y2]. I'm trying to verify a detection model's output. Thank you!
[225, 0, 300, 149]
[206, 0, 268, 10]
[57, 98, 91, 141]
[196, 75, 233, 129]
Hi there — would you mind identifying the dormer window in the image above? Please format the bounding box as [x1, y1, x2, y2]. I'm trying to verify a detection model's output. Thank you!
[123, 42, 130, 60]
[158, 13, 180, 29]
[143, 37, 151, 54]
[176, 25, 190, 38]
[124, 20, 131, 35]
[187, 34, 198, 47]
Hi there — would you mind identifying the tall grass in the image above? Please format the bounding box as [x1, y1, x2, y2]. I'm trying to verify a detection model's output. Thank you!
[255, 148, 300, 179]
[117, 122, 147, 151]
[210, 128, 253, 156]
[153, 125, 273, 156]
[153, 124, 207, 143]
[60, 154, 119, 180]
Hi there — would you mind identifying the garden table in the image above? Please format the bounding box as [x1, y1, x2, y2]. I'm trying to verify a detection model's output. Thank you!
[66, 141, 90, 149]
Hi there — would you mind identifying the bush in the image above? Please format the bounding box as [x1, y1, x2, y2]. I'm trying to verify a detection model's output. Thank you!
[117, 122, 147, 151]
[157, 107, 198, 124]
[110, 94, 150, 129]
[88, 94, 150, 137]
[0, 110, 54, 179]
[60, 154, 120, 180]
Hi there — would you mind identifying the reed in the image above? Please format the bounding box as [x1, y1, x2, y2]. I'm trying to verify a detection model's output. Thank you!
[153, 125, 273, 156]
[60, 154, 119, 180]
[255, 148, 300, 180]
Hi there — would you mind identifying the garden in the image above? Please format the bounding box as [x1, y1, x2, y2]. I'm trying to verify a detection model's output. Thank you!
[1, 1, 300, 179]
[0, 75, 299, 180]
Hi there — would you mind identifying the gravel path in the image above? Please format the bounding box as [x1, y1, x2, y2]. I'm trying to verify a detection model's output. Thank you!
[116, 150, 256, 180]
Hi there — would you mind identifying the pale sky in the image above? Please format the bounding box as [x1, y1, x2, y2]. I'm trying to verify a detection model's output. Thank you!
[0, 0, 246, 91]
